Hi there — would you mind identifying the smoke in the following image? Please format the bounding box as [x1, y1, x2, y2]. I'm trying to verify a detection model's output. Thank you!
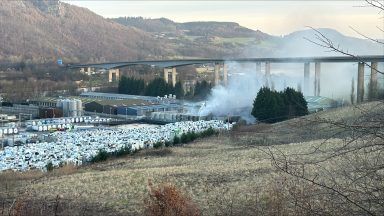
[198, 62, 302, 122]
[196, 28, 383, 122]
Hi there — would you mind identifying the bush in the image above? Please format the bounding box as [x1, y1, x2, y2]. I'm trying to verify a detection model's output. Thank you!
[144, 181, 201, 216]
[200, 127, 217, 137]
[153, 142, 163, 149]
[90, 149, 109, 163]
[173, 136, 180, 145]
[180, 133, 189, 144]
[114, 145, 131, 157]
[165, 141, 173, 147]
[46, 161, 54, 172]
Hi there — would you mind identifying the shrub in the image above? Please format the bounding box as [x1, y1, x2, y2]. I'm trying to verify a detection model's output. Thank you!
[200, 127, 217, 137]
[90, 149, 109, 163]
[144, 181, 201, 216]
[46, 161, 54, 172]
[165, 141, 173, 147]
[180, 133, 189, 144]
[153, 142, 163, 149]
[115, 145, 131, 157]
[173, 136, 180, 145]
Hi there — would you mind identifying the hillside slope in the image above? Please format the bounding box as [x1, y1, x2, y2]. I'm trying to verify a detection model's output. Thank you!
[0, 0, 163, 63]
[1, 102, 383, 215]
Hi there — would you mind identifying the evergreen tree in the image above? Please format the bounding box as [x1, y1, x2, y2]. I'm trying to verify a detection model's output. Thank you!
[252, 87, 308, 123]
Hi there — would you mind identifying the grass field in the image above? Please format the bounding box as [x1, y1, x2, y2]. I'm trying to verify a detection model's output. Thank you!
[1, 102, 383, 215]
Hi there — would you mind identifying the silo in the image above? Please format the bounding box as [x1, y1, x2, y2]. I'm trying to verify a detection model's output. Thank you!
[69, 100, 77, 117]
[56, 100, 63, 108]
[62, 99, 70, 117]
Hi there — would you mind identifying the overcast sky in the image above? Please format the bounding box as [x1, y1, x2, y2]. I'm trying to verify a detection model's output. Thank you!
[62, 0, 384, 39]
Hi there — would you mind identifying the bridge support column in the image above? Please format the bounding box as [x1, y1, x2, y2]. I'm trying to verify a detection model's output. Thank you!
[214, 63, 220, 85]
[108, 69, 120, 82]
[223, 63, 228, 86]
[370, 62, 378, 100]
[304, 62, 310, 95]
[265, 62, 271, 87]
[163, 68, 169, 83]
[171, 67, 177, 87]
[255, 62, 261, 73]
[357, 62, 365, 103]
[314, 62, 321, 96]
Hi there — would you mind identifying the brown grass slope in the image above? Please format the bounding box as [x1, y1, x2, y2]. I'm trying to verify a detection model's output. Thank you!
[1, 102, 383, 215]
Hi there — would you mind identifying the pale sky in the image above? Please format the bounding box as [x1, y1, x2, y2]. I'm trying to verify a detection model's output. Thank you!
[62, 0, 384, 39]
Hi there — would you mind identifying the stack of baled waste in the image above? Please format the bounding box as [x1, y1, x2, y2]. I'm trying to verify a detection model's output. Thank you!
[0, 120, 232, 172]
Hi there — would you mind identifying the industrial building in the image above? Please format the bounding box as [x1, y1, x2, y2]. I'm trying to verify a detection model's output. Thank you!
[116, 104, 182, 116]
[80, 92, 162, 103]
[0, 104, 39, 119]
[84, 99, 152, 115]
[39, 108, 63, 119]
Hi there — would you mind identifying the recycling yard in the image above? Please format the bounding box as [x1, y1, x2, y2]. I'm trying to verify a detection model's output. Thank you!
[0, 120, 232, 172]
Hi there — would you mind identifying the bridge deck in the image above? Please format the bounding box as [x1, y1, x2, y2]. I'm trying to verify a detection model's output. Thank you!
[69, 55, 384, 69]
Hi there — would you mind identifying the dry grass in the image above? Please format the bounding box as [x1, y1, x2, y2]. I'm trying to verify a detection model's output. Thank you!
[1, 102, 383, 215]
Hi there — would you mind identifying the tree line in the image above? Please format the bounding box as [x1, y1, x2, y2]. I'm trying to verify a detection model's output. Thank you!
[118, 76, 213, 99]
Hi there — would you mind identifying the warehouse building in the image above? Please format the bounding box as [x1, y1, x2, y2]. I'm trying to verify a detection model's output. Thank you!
[84, 99, 152, 115]
[0, 104, 39, 118]
[116, 104, 182, 116]
[80, 92, 161, 103]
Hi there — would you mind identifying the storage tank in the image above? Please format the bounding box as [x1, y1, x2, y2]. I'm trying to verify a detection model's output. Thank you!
[76, 99, 82, 116]
[38, 126, 43, 132]
[13, 128, 18, 134]
[42, 125, 48, 131]
[61, 99, 70, 117]
[75, 118, 79, 123]
[69, 100, 77, 117]
[7, 128, 13, 134]
[56, 100, 63, 108]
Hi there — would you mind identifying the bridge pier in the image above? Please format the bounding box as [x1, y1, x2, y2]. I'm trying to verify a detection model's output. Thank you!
[265, 62, 271, 88]
[108, 69, 120, 82]
[163, 68, 169, 83]
[314, 62, 321, 96]
[171, 67, 177, 87]
[304, 62, 310, 95]
[223, 63, 228, 86]
[214, 62, 220, 85]
[255, 62, 261, 73]
[163, 68, 177, 86]
[357, 62, 365, 103]
[370, 62, 378, 100]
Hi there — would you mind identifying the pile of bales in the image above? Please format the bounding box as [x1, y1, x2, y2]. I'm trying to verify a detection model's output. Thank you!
[0, 120, 232, 172]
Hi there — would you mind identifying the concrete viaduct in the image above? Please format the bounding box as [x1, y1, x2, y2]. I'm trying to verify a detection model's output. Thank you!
[69, 55, 384, 103]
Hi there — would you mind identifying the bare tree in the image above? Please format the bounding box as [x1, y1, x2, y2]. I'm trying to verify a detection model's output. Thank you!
[265, 1, 384, 215]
